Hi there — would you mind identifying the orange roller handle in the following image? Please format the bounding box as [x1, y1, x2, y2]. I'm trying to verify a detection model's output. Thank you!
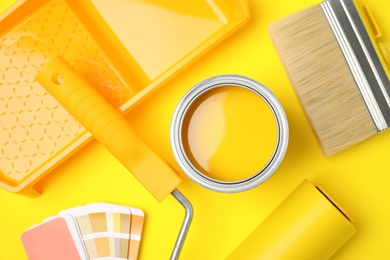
[36, 56, 181, 202]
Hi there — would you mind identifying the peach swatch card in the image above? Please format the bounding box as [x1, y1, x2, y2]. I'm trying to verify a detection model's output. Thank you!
[21, 203, 145, 260]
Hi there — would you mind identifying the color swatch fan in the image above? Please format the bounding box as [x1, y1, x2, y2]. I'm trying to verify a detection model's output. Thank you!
[21, 203, 145, 260]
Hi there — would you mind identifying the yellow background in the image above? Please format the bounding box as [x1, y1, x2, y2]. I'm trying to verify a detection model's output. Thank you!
[1, 0, 390, 259]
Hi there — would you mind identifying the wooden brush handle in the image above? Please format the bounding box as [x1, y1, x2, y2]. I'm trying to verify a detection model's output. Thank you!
[36, 56, 181, 202]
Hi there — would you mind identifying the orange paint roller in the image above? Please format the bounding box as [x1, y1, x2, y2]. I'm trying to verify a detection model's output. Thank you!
[36, 56, 192, 259]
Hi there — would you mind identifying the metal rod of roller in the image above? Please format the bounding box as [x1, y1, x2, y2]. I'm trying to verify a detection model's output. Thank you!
[170, 189, 193, 260]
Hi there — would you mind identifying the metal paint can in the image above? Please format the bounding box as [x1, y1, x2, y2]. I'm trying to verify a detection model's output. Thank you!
[171, 75, 289, 193]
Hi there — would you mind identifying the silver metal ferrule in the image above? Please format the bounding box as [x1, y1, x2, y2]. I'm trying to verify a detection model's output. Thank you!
[321, 0, 390, 131]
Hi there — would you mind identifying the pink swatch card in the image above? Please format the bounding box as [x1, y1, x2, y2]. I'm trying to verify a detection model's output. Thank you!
[21, 215, 88, 260]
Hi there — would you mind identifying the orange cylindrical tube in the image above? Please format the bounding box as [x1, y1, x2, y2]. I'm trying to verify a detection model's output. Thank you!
[36, 56, 181, 202]
[227, 180, 356, 260]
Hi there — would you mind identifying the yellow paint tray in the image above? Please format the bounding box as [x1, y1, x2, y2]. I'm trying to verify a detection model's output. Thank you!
[0, 0, 249, 195]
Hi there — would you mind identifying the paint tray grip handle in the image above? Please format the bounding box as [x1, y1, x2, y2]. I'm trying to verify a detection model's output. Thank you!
[36, 56, 181, 202]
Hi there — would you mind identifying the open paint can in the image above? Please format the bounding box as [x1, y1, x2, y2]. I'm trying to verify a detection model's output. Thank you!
[171, 75, 289, 192]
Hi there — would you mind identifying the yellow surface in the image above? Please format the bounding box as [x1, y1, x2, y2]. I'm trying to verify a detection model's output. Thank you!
[1, 0, 390, 259]
[0, 0, 14, 13]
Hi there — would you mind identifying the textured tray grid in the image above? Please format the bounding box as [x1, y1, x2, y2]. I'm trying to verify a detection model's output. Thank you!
[0, 0, 130, 184]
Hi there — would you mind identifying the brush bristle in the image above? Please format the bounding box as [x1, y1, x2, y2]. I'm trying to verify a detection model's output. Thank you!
[268, 5, 377, 156]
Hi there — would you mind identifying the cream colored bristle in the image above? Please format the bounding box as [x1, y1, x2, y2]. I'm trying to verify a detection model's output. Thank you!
[268, 5, 377, 156]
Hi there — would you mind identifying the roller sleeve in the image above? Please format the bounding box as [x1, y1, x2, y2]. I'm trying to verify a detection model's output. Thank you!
[227, 180, 356, 259]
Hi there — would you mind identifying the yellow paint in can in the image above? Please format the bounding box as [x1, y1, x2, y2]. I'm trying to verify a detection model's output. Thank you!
[181, 86, 277, 182]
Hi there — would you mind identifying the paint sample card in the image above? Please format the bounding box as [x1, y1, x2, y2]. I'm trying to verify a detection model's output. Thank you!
[21, 215, 88, 260]
[21, 203, 145, 260]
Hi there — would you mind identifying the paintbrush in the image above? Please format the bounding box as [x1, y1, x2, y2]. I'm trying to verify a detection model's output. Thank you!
[269, 0, 390, 156]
